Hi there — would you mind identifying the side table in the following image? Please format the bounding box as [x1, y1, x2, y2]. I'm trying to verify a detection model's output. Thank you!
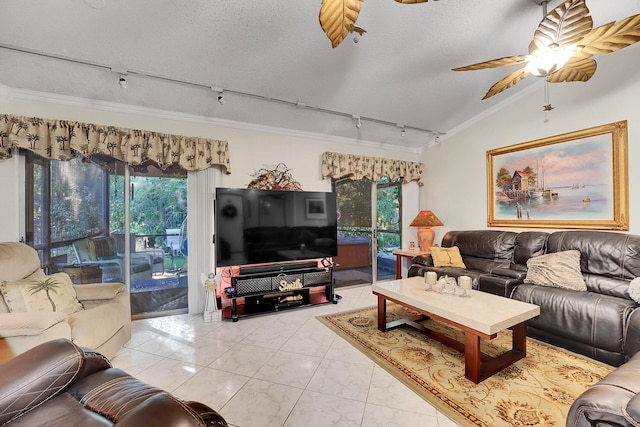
[392, 249, 430, 279]
[62, 265, 102, 284]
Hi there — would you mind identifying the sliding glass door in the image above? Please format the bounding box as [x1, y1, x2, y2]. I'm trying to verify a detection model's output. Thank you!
[125, 172, 188, 316]
[25, 151, 189, 318]
[332, 177, 400, 286]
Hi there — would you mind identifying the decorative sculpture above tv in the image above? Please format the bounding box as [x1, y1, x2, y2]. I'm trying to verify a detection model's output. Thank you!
[214, 188, 338, 267]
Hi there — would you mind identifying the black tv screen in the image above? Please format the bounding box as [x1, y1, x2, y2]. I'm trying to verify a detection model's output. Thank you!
[214, 188, 338, 267]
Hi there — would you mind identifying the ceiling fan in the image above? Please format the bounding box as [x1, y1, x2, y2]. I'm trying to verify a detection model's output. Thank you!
[453, 0, 640, 100]
[319, 0, 430, 48]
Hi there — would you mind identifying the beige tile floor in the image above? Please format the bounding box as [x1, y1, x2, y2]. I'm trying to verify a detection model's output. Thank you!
[111, 284, 459, 427]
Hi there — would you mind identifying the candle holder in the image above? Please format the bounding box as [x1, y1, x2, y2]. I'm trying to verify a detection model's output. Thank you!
[458, 275, 472, 297]
[424, 271, 436, 292]
[439, 275, 457, 294]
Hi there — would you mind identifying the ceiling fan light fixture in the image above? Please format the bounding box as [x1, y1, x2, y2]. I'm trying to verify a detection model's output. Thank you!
[525, 45, 579, 77]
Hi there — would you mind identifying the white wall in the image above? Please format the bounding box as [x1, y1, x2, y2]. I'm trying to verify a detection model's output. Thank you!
[422, 46, 640, 242]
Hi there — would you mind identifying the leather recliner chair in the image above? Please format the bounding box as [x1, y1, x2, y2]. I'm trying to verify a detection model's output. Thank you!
[0, 339, 227, 426]
[568, 350, 640, 427]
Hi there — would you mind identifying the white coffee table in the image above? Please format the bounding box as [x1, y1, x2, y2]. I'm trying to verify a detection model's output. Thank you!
[372, 276, 540, 383]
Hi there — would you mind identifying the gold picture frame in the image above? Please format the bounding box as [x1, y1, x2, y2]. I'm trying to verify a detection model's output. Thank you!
[487, 121, 628, 230]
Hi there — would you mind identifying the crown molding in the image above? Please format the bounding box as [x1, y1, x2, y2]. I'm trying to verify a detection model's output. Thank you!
[439, 80, 544, 143]
[6, 87, 423, 155]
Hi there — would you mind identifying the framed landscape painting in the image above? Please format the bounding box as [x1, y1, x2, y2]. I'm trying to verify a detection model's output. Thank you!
[487, 121, 628, 230]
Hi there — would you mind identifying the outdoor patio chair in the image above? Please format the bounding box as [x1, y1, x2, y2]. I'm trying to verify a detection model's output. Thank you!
[72, 237, 153, 283]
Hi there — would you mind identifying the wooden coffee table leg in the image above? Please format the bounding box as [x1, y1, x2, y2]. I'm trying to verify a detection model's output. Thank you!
[377, 295, 387, 332]
[464, 332, 481, 383]
[512, 322, 526, 354]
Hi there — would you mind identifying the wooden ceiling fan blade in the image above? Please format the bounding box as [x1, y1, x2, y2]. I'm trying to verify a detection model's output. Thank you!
[530, 0, 593, 53]
[578, 14, 640, 56]
[319, 0, 363, 48]
[394, 0, 429, 3]
[482, 67, 532, 100]
[452, 55, 528, 72]
[547, 57, 596, 83]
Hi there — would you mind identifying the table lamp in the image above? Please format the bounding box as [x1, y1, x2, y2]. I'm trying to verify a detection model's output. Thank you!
[410, 210, 443, 251]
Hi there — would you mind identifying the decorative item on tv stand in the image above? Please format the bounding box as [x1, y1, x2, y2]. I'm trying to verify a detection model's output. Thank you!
[410, 210, 443, 251]
[203, 273, 221, 322]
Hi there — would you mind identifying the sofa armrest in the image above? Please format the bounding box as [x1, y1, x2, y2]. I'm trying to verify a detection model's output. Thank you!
[74, 283, 126, 301]
[411, 255, 433, 267]
[568, 352, 640, 427]
[490, 268, 526, 280]
[0, 339, 83, 425]
[116, 394, 228, 427]
[68, 368, 228, 426]
[0, 312, 68, 337]
[626, 394, 640, 425]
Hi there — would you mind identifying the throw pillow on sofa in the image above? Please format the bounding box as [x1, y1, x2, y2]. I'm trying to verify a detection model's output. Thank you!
[524, 250, 587, 291]
[430, 246, 466, 268]
[628, 277, 640, 303]
[0, 272, 84, 314]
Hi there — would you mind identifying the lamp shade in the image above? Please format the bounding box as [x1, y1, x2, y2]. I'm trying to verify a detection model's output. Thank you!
[410, 210, 443, 251]
[409, 210, 443, 227]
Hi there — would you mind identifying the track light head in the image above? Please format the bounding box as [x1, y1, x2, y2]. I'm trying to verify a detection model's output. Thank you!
[431, 131, 443, 144]
[211, 86, 226, 105]
[397, 124, 406, 137]
[118, 75, 128, 89]
[353, 115, 362, 129]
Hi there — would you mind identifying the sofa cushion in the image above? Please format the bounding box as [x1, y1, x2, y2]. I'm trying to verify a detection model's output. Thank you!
[547, 231, 640, 298]
[0, 242, 44, 282]
[89, 236, 117, 260]
[442, 230, 517, 262]
[0, 273, 84, 314]
[68, 302, 128, 350]
[439, 230, 517, 274]
[430, 246, 466, 268]
[513, 283, 636, 365]
[512, 231, 548, 267]
[524, 250, 587, 291]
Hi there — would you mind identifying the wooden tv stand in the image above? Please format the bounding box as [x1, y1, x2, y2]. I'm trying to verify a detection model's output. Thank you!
[223, 263, 336, 321]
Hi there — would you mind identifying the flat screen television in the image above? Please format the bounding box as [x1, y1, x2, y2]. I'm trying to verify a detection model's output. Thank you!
[214, 187, 338, 267]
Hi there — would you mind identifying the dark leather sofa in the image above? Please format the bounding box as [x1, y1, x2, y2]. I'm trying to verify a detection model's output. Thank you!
[407, 230, 548, 296]
[0, 339, 227, 426]
[408, 229, 640, 427]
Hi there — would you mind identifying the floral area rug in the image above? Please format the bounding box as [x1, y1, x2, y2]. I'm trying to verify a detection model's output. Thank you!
[317, 303, 613, 427]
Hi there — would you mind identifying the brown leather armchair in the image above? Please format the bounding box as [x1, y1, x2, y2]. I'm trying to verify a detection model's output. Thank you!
[0, 339, 227, 426]
[567, 351, 640, 427]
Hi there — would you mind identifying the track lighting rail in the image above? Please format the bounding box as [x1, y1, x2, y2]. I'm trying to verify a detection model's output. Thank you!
[0, 43, 445, 138]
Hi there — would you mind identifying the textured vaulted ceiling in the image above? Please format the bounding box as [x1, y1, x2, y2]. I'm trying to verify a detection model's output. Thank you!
[0, 0, 638, 152]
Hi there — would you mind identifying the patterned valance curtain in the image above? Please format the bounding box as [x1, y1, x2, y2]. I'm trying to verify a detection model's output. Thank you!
[0, 114, 231, 173]
[321, 152, 424, 185]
